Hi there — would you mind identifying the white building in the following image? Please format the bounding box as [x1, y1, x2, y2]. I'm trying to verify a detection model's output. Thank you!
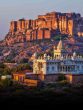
[33, 40, 83, 75]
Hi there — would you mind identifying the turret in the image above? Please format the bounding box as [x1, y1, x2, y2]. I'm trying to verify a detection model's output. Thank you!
[33, 52, 38, 59]
[73, 52, 76, 57]
[54, 39, 67, 59]
[44, 53, 47, 59]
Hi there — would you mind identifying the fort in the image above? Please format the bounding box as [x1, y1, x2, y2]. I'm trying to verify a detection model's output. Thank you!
[5, 11, 83, 45]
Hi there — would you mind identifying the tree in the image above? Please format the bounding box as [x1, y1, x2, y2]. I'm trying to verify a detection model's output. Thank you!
[23, 63, 32, 70]
[20, 58, 29, 63]
[3, 67, 11, 75]
[0, 63, 6, 68]
[58, 74, 66, 81]
[12, 63, 32, 72]
[0, 79, 13, 87]
[0, 68, 4, 75]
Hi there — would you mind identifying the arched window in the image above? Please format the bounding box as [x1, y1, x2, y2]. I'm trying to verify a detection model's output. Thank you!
[47, 67, 49, 71]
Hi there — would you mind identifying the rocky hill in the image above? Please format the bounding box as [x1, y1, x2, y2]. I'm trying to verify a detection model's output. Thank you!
[3, 11, 83, 45]
[0, 11, 83, 63]
[0, 36, 83, 63]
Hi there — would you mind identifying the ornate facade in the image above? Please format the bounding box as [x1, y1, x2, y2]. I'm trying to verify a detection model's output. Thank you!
[33, 40, 83, 75]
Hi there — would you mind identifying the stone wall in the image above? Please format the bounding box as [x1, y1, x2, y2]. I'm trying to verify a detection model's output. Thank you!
[65, 74, 83, 84]
[13, 73, 83, 85]
[44, 74, 83, 84]
[5, 11, 83, 44]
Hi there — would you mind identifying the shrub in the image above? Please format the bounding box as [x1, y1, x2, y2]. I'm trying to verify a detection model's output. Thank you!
[0, 79, 13, 87]
[58, 74, 66, 82]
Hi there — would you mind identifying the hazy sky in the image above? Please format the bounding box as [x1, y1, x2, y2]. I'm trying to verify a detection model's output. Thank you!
[0, 0, 83, 40]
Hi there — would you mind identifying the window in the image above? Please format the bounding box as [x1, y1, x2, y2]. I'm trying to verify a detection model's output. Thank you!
[52, 66, 54, 71]
[77, 66, 79, 70]
[47, 67, 49, 71]
[47, 62, 49, 65]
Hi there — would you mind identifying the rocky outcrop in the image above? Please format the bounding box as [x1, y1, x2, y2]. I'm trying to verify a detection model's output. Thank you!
[5, 11, 83, 45]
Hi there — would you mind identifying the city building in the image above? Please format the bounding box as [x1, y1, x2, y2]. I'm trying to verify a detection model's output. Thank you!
[33, 40, 83, 83]
[13, 72, 42, 87]
[33, 39, 83, 74]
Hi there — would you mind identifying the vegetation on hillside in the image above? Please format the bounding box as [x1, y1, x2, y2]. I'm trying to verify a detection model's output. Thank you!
[0, 63, 32, 76]
[0, 63, 11, 75]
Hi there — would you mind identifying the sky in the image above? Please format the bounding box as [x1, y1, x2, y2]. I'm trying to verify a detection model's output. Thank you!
[0, 0, 83, 40]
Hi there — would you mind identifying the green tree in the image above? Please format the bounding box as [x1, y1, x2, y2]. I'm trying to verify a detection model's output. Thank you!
[58, 74, 66, 81]
[0, 63, 6, 68]
[3, 67, 11, 75]
[0, 79, 13, 87]
[0, 68, 4, 74]
[22, 63, 32, 70]
[0, 63, 6, 75]
[12, 63, 32, 72]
